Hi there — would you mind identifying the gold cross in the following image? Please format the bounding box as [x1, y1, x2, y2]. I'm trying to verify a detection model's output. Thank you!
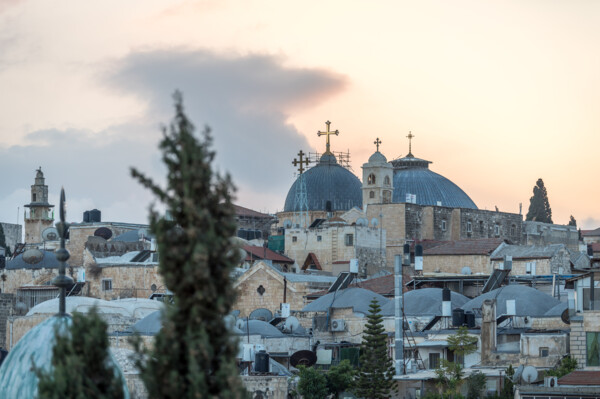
[292, 150, 310, 174]
[407, 131, 415, 156]
[374, 137, 382, 151]
[317, 120, 339, 154]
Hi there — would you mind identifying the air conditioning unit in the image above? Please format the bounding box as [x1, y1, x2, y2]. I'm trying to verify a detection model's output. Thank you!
[330, 319, 346, 332]
[544, 376, 558, 387]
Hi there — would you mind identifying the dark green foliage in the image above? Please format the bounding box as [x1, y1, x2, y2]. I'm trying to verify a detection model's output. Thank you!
[131, 92, 245, 398]
[499, 364, 514, 399]
[545, 355, 577, 378]
[448, 327, 478, 357]
[569, 215, 577, 226]
[0, 224, 6, 252]
[526, 178, 553, 223]
[435, 327, 478, 396]
[326, 359, 356, 397]
[354, 299, 397, 399]
[35, 309, 125, 399]
[466, 371, 486, 399]
[296, 366, 328, 399]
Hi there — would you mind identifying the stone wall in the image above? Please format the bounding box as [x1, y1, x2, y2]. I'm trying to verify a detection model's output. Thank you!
[570, 316, 586, 367]
[523, 221, 579, 251]
[2, 267, 60, 294]
[423, 254, 491, 274]
[0, 223, 22, 252]
[0, 294, 14, 349]
[85, 264, 163, 300]
[241, 375, 288, 399]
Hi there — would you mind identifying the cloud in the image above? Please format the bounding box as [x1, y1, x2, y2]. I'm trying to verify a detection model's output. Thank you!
[0, 48, 347, 227]
[581, 217, 600, 230]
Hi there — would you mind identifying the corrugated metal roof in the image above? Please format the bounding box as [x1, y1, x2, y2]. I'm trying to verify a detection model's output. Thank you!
[490, 243, 565, 260]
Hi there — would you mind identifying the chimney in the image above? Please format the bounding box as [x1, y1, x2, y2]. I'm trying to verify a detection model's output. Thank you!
[480, 299, 497, 364]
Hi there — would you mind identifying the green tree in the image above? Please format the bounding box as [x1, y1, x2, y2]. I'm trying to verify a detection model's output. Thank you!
[435, 327, 478, 396]
[354, 299, 397, 399]
[35, 308, 125, 398]
[131, 92, 245, 398]
[465, 371, 486, 399]
[296, 366, 328, 399]
[526, 178, 553, 223]
[326, 359, 356, 397]
[545, 356, 577, 378]
[568, 215, 577, 227]
[499, 364, 514, 399]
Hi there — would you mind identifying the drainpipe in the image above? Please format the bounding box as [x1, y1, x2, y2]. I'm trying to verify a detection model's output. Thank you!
[283, 277, 287, 304]
[395, 255, 404, 375]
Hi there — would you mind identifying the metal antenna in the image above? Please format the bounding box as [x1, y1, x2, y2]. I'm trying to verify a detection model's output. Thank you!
[52, 188, 73, 316]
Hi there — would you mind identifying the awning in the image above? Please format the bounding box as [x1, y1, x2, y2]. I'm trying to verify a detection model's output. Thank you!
[416, 340, 449, 348]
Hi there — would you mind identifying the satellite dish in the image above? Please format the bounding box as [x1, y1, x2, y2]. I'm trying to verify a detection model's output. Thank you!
[14, 302, 28, 316]
[371, 218, 379, 227]
[512, 365, 524, 382]
[138, 228, 149, 240]
[561, 308, 570, 325]
[22, 248, 44, 265]
[283, 219, 292, 229]
[290, 350, 317, 368]
[249, 308, 273, 322]
[224, 314, 236, 330]
[461, 267, 472, 275]
[235, 318, 247, 331]
[94, 227, 112, 240]
[522, 366, 538, 384]
[150, 284, 157, 292]
[283, 316, 301, 333]
[356, 218, 368, 227]
[41, 227, 59, 242]
[231, 310, 241, 318]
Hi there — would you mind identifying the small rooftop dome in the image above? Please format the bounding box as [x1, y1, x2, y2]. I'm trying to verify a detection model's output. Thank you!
[380, 288, 469, 316]
[302, 287, 389, 315]
[461, 285, 560, 317]
[237, 319, 284, 337]
[368, 151, 387, 164]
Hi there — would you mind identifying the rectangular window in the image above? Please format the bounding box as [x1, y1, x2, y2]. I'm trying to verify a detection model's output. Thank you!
[494, 224, 500, 236]
[429, 353, 440, 369]
[32, 193, 37, 202]
[525, 261, 536, 275]
[441, 220, 447, 231]
[345, 234, 354, 246]
[479, 221, 484, 234]
[539, 347, 549, 357]
[587, 332, 600, 366]
[466, 222, 472, 233]
[317, 235, 322, 242]
[292, 236, 298, 242]
[101, 279, 112, 292]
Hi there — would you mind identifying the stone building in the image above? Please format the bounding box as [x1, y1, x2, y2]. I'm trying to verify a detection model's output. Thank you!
[0, 223, 22, 254]
[490, 243, 573, 276]
[523, 220, 579, 250]
[234, 204, 275, 241]
[422, 238, 506, 275]
[23, 168, 54, 244]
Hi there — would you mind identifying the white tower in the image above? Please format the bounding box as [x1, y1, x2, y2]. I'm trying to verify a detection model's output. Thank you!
[362, 138, 394, 209]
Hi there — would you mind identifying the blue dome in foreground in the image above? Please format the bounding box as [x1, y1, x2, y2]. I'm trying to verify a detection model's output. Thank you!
[0, 315, 130, 398]
[391, 154, 477, 209]
[284, 153, 362, 212]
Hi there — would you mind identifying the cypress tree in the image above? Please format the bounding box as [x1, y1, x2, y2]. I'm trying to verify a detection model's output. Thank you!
[569, 215, 577, 227]
[130, 92, 245, 398]
[526, 178, 553, 223]
[35, 308, 125, 398]
[354, 299, 396, 399]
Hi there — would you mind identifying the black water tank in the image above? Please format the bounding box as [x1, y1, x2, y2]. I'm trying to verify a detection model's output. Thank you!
[89, 209, 101, 223]
[0, 348, 7, 367]
[452, 308, 465, 327]
[442, 287, 451, 302]
[255, 350, 269, 373]
[83, 211, 90, 223]
[465, 311, 476, 328]
[415, 244, 423, 257]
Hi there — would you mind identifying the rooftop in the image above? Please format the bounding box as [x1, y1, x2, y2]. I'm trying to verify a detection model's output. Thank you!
[424, 238, 506, 256]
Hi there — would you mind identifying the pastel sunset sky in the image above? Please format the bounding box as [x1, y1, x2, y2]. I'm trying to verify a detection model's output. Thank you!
[0, 0, 598, 228]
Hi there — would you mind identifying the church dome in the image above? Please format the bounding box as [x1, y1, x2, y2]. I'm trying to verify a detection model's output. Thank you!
[368, 151, 387, 164]
[391, 154, 477, 209]
[0, 315, 129, 397]
[284, 153, 362, 212]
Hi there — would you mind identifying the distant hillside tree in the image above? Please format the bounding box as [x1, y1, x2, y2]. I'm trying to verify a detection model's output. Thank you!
[131, 92, 245, 398]
[35, 308, 125, 398]
[526, 178, 553, 223]
[354, 299, 396, 399]
[568, 215, 577, 227]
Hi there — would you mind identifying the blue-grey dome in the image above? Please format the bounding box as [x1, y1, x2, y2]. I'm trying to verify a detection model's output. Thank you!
[0, 315, 129, 398]
[391, 155, 477, 209]
[284, 153, 362, 212]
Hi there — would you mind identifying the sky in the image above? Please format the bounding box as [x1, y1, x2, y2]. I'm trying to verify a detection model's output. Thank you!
[0, 0, 598, 229]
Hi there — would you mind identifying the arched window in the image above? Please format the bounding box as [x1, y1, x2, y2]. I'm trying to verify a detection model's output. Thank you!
[369, 191, 375, 199]
[384, 176, 390, 185]
[368, 174, 376, 184]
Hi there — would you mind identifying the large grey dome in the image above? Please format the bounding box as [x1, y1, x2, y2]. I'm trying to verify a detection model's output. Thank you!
[461, 285, 560, 317]
[284, 153, 362, 212]
[391, 155, 477, 209]
[380, 288, 469, 317]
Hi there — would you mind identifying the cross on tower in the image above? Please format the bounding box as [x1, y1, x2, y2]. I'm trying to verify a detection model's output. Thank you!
[407, 131, 415, 156]
[317, 120, 339, 154]
[292, 150, 310, 174]
[374, 137, 382, 151]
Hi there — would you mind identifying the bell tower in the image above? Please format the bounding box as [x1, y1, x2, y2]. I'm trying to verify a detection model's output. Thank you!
[24, 167, 54, 244]
[362, 138, 394, 209]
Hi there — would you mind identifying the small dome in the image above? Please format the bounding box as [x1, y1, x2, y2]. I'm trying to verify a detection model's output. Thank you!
[7, 250, 58, 270]
[461, 285, 560, 317]
[284, 154, 362, 212]
[0, 315, 129, 397]
[237, 319, 284, 337]
[302, 287, 389, 315]
[368, 151, 387, 164]
[391, 155, 477, 209]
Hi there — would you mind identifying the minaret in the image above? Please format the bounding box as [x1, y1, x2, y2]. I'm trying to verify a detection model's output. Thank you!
[24, 167, 54, 244]
[362, 138, 394, 208]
